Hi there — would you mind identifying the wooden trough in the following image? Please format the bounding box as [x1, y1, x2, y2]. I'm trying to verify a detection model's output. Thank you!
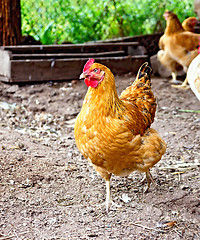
[0, 41, 148, 83]
[89, 33, 163, 57]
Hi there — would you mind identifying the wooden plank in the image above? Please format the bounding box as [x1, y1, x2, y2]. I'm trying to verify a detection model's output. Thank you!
[1, 42, 139, 54]
[0, 48, 11, 79]
[12, 50, 125, 60]
[89, 33, 163, 43]
[90, 33, 163, 56]
[2, 42, 139, 49]
[9, 55, 148, 82]
[98, 55, 148, 76]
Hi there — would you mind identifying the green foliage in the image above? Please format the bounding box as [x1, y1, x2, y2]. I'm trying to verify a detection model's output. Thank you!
[20, 0, 195, 44]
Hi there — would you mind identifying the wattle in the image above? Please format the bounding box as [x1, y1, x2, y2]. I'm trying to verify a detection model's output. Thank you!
[84, 78, 99, 88]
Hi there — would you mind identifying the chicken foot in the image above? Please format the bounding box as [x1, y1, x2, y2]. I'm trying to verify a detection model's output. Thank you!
[170, 72, 183, 84]
[141, 170, 157, 193]
[171, 77, 190, 89]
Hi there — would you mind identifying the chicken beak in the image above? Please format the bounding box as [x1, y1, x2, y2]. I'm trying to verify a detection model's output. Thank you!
[79, 72, 86, 79]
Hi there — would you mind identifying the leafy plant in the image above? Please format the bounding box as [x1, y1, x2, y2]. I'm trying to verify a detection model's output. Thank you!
[20, 0, 195, 44]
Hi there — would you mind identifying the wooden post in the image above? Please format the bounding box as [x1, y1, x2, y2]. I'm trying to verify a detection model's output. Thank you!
[0, 0, 21, 46]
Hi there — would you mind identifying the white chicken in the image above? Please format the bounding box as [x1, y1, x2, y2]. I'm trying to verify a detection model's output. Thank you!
[186, 53, 200, 100]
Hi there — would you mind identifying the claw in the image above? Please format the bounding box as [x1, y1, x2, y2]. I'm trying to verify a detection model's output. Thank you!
[95, 199, 121, 213]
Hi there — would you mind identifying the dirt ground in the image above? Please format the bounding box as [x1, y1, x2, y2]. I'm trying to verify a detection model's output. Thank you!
[0, 70, 199, 240]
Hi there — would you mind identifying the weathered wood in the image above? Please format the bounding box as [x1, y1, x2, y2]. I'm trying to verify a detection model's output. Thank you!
[11, 51, 125, 60]
[0, 41, 148, 83]
[0, 0, 21, 46]
[1, 42, 139, 54]
[89, 33, 163, 57]
[8, 55, 148, 82]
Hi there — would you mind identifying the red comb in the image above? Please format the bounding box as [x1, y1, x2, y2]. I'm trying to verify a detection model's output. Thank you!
[83, 58, 95, 72]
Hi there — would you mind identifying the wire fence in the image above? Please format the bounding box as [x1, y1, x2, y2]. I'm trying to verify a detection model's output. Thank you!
[20, 0, 195, 45]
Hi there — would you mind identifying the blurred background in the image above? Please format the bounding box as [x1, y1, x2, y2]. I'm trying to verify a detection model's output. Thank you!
[20, 0, 195, 44]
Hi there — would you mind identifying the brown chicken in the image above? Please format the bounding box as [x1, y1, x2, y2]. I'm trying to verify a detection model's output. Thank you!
[157, 49, 182, 84]
[158, 15, 198, 84]
[74, 59, 166, 211]
[182, 17, 197, 32]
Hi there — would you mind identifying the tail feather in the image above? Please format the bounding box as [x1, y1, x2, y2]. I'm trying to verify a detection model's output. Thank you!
[136, 62, 152, 80]
[120, 62, 156, 128]
[133, 62, 152, 87]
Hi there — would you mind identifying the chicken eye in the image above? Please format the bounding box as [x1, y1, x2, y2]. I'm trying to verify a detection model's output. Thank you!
[93, 68, 99, 73]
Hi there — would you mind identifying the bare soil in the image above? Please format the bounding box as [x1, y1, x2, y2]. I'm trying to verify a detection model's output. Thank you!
[0, 73, 199, 240]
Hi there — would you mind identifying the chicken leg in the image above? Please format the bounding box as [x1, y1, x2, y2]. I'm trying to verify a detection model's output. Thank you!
[93, 166, 120, 212]
[170, 72, 183, 84]
[105, 179, 113, 212]
[141, 170, 157, 193]
[105, 178, 122, 212]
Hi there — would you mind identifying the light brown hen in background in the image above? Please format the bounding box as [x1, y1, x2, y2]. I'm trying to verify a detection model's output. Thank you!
[74, 59, 166, 211]
[158, 15, 198, 84]
[182, 17, 197, 32]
